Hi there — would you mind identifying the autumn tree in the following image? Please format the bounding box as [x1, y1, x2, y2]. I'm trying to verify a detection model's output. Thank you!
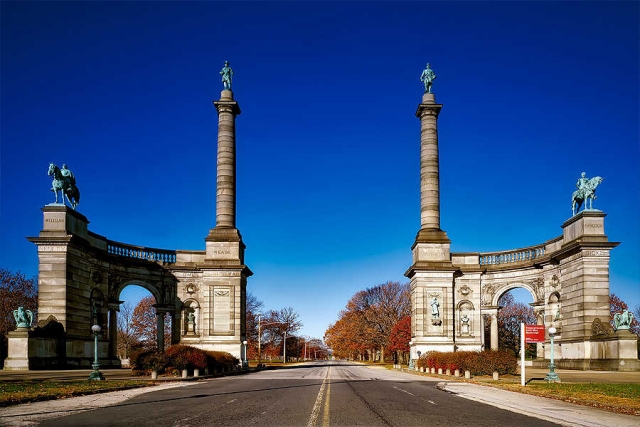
[325, 309, 370, 360]
[1, 269, 38, 361]
[117, 301, 142, 359]
[325, 281, 410, 362]
[305, 337, 328, 360]
[388, 315, 411, 364]
[261, 307, 302, 361]
[130, 296, 171, 351]
[347, 281, 410, 362]
[245, 292, 264, 358]
[609, 293, 639, 335]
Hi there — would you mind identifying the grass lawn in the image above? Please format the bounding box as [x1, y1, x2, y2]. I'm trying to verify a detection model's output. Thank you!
[0, 380, 160, 407]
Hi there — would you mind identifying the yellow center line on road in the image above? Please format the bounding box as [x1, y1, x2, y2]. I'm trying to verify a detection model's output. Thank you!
[307, 366, 331, 427]
[322, 369, 331, 427]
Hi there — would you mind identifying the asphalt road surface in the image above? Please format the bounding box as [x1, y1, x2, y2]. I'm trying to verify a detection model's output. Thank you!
[38, 361, 560, 427]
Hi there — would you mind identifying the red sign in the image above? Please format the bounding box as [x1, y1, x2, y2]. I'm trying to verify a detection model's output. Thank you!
[525, 325, 545, 343]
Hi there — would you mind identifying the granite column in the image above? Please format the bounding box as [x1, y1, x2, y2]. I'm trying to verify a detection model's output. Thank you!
[213, 90, 241, 229]
[416, 93, 444, 233]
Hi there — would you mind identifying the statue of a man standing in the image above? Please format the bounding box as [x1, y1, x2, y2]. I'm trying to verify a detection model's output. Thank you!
[220, 60, 234, 90]
[430, 297, 440, 318]
[420, 63, 437, 93]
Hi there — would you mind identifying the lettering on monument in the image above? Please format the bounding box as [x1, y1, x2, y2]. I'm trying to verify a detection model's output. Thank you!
[423, 250, 443, 257]
[584, 223, 603, 228]
[38, 245, 67, 252]
[45, 218, 65, 223]
[207, 271, 241, 277]
[583, 250, 608, 257]
[212, 286, 233, 332]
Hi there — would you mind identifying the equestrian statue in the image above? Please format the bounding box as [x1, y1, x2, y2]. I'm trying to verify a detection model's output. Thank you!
[571, 172, 602, 216]
[48, 162, 80, 209]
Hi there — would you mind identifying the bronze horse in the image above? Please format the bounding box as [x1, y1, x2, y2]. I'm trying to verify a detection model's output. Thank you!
[48, 163, 80, 209]
[571, 176, 602, 216]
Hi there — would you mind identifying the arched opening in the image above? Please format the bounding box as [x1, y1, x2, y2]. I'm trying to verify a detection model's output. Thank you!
[484, 286, 537, 358]
[114, 284, 172, 365]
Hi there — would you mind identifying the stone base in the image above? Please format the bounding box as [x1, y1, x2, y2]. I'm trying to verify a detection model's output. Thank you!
[3, 330, 30, 370]
[186, 342, 242, 361]
[413, 228, 451, 245]
[204, 227, 247, 265]
[412, 342, 456, 357]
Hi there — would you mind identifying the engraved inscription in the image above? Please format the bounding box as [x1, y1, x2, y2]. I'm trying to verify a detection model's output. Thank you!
[45, 218, 64, 223]
[212, 250, 231, 254]
[211, 286, 233, 333]
[585, 223, 603, 228]
[423, 250, 443, 256]
[583, 250, 608, 257]
[207, 271, 241, 277]
[38, 245, 67, 252]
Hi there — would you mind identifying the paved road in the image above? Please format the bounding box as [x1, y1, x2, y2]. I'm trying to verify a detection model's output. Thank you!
[24, 361, 559, 427]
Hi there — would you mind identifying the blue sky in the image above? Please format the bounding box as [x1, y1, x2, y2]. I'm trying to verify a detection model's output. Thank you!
[1, 1, 638, 340]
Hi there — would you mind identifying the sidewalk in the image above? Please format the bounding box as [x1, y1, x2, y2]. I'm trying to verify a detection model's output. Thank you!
[398, 367, 640, 427]
[438, 381, 638, 427]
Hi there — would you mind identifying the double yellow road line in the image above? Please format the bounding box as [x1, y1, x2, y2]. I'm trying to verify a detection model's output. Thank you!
[307, 366, 331, 427]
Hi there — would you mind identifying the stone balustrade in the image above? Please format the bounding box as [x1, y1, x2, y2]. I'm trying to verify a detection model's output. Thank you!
[107, 241, 176, 263]
[479, 244, 545, 266]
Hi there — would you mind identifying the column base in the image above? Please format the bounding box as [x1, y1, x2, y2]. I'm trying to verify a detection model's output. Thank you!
[413, 228, 450, 245]
[205, 227, 246, 263]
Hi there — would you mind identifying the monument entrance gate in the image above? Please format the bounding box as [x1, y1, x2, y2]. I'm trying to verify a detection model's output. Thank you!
[407, 64, 637, 371]
[4, 62, 251, 370]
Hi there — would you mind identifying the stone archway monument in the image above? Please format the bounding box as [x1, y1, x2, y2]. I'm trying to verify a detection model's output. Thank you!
[406, 63, 638, 371]
[4, 61, 251, 370]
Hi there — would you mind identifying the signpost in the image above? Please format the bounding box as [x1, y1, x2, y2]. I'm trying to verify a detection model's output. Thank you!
[521, 324, 546, 386]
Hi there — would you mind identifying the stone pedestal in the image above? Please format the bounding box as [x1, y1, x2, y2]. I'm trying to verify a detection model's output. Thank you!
[3, 329, 31, 370]
[558, 211, 618, 351]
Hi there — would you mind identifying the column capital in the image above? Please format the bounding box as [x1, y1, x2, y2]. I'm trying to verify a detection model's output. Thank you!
[213, 92, 241, 116]
[415, 93, 442, 118]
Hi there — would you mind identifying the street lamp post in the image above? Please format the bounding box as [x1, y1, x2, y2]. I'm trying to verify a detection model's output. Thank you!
[88, 324, 105, 380]
[242, 340, 248, 369]
[283, 331, 287, 364]
[544, 327, 560, 383]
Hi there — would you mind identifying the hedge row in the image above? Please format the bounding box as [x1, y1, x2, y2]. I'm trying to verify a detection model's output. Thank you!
[131, 345, 239, 376]
[416, 350, 517, 375]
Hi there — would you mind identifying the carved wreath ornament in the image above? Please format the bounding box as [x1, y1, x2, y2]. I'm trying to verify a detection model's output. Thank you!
[185, 283, 198, 295]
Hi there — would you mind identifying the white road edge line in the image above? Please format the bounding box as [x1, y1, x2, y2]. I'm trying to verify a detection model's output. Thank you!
[393, 386, 414, 396]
